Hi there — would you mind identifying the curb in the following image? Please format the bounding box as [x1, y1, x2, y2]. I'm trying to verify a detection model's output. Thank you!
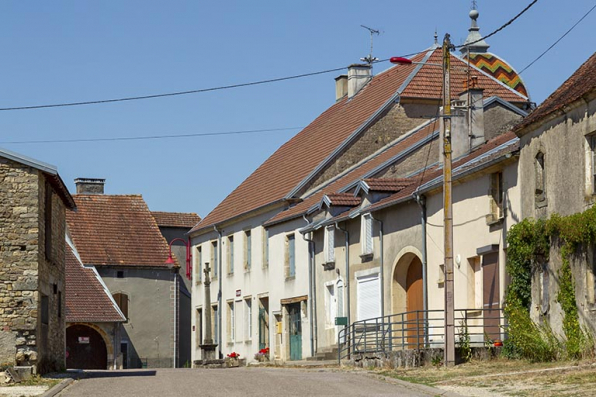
[40, 378, 74, 397]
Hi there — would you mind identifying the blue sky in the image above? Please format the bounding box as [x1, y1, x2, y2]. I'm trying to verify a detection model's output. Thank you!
[0, 0, 594, 218]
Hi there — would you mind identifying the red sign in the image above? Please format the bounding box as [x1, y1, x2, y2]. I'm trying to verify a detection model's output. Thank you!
[236, 289, 241, 297]
[78, 337, 90, 344]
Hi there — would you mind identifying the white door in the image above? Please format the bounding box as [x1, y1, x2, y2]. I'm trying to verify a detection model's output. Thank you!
[336, 280, 345, 343]
[357, 274, 381, 321]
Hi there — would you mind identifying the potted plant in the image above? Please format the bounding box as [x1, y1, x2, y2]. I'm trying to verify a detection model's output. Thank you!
[226, 352, 241, 367]
[254, 347, 270, 362]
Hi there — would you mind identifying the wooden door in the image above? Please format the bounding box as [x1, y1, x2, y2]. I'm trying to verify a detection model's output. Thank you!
[289, 303, 302, 360]
[482, 252, 500, 341]
[66, 325, 107, 369]
[406, 258, 423, 348]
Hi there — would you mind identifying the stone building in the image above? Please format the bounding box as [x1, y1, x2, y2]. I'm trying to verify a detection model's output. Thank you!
[514, 52, 596, 333]
[0, 148, 75, 374]
[66, 179, 184, 368]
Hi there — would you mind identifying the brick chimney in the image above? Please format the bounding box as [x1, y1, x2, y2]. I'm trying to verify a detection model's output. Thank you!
[347, 64, 371, 99]
[335, 75, 348, 101]
[74, 178, 105, 194]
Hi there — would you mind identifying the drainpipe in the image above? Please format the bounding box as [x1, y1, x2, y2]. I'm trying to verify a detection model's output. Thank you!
[413, 190, 429, 346]
[302, 215, 317, 356]
[214, 225, 223, 359]
[335, 222, 350, 328]
[173, 266, 178, 368]
[369, 214, 384, 318]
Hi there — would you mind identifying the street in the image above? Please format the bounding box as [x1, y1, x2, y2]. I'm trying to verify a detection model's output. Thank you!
[59, 368, 438, 397]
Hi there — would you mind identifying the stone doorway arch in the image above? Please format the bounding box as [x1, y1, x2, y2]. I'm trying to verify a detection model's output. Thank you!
[66, 324, 109, 369]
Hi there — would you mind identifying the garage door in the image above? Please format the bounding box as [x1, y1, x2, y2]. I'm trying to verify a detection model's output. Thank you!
[357, 274, 381, 321]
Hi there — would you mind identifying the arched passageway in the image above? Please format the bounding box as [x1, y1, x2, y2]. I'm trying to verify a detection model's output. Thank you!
[66, 324, 108, 369]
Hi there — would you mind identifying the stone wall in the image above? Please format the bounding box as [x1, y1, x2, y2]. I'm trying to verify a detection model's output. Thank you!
[0, 160, 66, 374]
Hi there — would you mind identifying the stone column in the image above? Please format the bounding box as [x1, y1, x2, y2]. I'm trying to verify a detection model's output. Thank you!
[199, 263, 218, 361]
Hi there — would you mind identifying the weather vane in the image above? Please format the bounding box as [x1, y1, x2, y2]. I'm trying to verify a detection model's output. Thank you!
[360, 25, 381, 65]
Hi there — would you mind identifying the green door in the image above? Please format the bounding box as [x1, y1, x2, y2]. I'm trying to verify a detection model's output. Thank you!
[259, 307, 269, 350]
[289, 303, 302, 360]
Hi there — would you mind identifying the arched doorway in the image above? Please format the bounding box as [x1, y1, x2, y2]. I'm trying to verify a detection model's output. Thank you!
[406, 257, 423, 348]
[66, 324, 108, 369]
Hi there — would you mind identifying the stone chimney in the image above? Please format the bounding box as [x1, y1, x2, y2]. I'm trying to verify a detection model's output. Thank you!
[448, 77, 485, 159]
[335, 75, 348, 101]
[347, 64, 371, 99]
[74, 178, 105, 194]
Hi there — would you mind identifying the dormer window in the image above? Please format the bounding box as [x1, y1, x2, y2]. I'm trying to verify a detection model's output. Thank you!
[324, 225, 335, 263]
[535, 151, 546, 205]
[361, 213, 373, 256]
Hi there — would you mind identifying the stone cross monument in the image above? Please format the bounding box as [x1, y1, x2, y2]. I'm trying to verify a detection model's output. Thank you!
[199, 263, 218, 361]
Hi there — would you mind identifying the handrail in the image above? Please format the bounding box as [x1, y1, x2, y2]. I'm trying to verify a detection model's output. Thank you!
[338, 307, 506, 363]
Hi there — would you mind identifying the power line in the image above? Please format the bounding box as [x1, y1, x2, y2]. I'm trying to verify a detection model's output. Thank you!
[457, 0, 539, 49]
[0, 127, 303, 145]
[0, 53, 419, 112]
[518, 2, 596, 75]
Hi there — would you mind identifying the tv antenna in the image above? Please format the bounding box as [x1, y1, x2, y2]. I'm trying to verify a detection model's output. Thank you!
[360, 25, 381, 65]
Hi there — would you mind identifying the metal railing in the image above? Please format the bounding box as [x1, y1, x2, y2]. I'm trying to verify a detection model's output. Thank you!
[338, 307, 506, 362]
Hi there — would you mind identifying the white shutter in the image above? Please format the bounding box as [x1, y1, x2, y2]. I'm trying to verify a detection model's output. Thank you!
[357, 274, 381, 321]
[362, 214, 373, 254]
[325, 226, 335, 262]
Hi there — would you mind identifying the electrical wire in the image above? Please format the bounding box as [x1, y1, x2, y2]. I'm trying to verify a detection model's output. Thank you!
[0, 127, 303, 145]
[456, 0, 539, 49]
[0, 53, 420, 112]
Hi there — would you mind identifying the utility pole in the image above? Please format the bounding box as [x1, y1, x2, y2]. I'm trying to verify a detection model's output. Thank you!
[442, 33, 456, 367]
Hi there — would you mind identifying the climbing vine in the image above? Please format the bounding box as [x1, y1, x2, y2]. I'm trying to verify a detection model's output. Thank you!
[504, 206, 596, 361]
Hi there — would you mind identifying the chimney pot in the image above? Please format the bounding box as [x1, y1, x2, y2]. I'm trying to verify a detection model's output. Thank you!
[347, 64, 372, 99]
[335, 75, 348, 101]
[74, 178, 106, 194]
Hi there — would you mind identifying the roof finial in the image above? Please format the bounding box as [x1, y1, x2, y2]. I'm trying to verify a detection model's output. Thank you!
[461, 2, 490, 56]
[434, 29, 438, 45]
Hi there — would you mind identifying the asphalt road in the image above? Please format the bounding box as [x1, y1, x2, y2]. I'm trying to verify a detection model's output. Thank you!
[59, 368, 441, 397]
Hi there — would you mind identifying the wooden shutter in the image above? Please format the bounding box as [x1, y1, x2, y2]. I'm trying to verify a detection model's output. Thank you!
[114, 293, 129, 319]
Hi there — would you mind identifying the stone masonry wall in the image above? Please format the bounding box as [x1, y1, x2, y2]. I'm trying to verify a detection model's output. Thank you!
[36, 177, 66, 373]
[0, 160, 66, 374]
[0, 160, 40, 367]
[308, 103, 429, 191]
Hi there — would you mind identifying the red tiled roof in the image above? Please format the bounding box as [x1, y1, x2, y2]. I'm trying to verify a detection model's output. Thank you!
[264, 120, 440, 226]
[67, 195, 172, 267]
[65, 245, 125, 323]
[363, 178, 412, 192]
[325, 193, 361, 207]
[151, 211, 201, 229]
[514, 52, 596, 134]
[193, 48, 527, 233]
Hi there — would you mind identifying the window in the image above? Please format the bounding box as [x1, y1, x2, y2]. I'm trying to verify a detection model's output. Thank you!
[585, 134, 596, 195]
[438, 264, 445, 285]
[286, 234, 296, 278]
[245, 297, 252, 340]
[227, 301, 235, 342]
[588, 248, 596, 305]
[325, 225, 335, 263]
[535, 152, 546, 204]
[41, 294, 49, 325]
[44, 183, 53, 261]
[489, 172, 504, 222]
[263, 228, 269, 268]
[227, 235, 234, 274]
[245, 230, 252, 271]
[467, 257, 482, 309]
[117, 271, 125, 279]
[211, 241, 218, 278]
[361, 214, 373, 255]
[196, 246, 202, 282]
[196, 308, 203, 347]
[325, 284, 336, 326]
[113, 293, 129, 320]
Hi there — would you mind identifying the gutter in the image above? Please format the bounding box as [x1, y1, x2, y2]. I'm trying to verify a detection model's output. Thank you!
[214, 225, 223, 359]
[413, 190, 429, 346]
[369, 214, 384, 318]
[301, 215, 317, 356]
[335, 222, 350, 329]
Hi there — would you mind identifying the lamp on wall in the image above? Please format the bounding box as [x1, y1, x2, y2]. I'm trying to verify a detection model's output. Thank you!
[165, 238, 192, 279]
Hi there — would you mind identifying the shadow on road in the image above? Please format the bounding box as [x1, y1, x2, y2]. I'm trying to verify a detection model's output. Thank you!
[82, 370, 157, 378]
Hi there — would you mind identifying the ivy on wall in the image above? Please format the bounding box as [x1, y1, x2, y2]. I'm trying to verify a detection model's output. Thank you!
[504, 206, 596, 360]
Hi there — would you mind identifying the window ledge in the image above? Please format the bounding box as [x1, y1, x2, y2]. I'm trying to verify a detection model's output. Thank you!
[485, 215, 504, 226]
[322, 261, 335, 271]
[360, 253, 373, 262]
[285, 276, 296, 282]
[535, 198, 548, 209]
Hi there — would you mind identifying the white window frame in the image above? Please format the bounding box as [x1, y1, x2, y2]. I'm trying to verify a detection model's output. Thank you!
[324, 225, 335, 263]
[361, 213, 373, 255]
[227, 301, 235, 342]
[245, 230, 252, 271]
[325, 282, 336, 327]
[245, 297, 252, 340]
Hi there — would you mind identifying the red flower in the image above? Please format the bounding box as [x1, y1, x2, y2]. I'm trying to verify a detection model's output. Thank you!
[227, 352, 240, 359]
